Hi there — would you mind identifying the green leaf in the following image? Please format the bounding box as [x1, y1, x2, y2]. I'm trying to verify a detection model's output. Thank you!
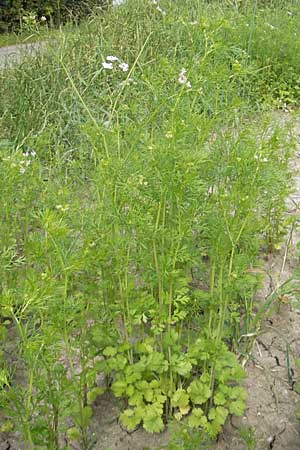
[208, 406, 228, 425]
[118, 342, 131, 352]
[141, 352, 168, 374]
[206, 419, 222, 438]
[125, 364, 143, 382]
[187, 378, 211, 405]
[188, 408, 208, 429]
[155, 394, 167, 405]
[143, 405, 164, 433]
[107, 355, 127, 371]
[171, 354, 192, 376]
[67, 427, 81, 441]
[87, 387, 105, 404]
[171, 389, 189, 409]
[126, 384, 135, 397]
[228, 400, 246, 416]
[81, 406, 92, 427]
[120, 408, 142, 431]
[103, 346, 118, 357]
[294, 382, 300, 395]
[112, 380, 127, 397]
[228, 386, 247, 401]
[150, 380, 160, 389]
[214, 391, 226, 405]
[0, 421, 14, 433]
[144, 389, 154, 402]
[136, 380, 149, 391]
[128, 390, 144, 406]
[295, 357, 300, 370]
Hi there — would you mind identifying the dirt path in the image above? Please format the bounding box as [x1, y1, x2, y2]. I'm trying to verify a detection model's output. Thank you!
[0, 42, 41, 69]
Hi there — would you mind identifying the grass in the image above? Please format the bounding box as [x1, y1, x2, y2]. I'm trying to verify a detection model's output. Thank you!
[0, 0, 299, 448]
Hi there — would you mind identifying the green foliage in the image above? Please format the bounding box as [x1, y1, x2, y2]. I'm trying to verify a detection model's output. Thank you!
[0, 0, 297, 447]
[0, 0, 108, 33]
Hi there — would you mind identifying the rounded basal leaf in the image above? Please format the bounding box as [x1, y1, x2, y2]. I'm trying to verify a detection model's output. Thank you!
[155, 393, 167, 405]
[126, 384, 135, 397]
[136, 380, 149, 391]
[187, 378, 211, 405]
[188, 408, 208, 429]
[208, 406, 228, 425]
[103, 346, 118, 357]
[128, 390, 144, 406]
[144, 388, 154, 402]
[143, 352, 169, 373]
[228, 400, 246, 416]
[214, 391, 226, 406]
[111, 380, 127, 397]
[66, 427, 81, 441]
[228, 386, 247, 401]
[171, 388, 190, 409]
[143, 406, 164, 433]
[120, 408, 142, 431]
[171, 355, 192, 376]
[107, 355, 127, 371]
[87, 387, 105, 404]
[179, 405, 190, 416]
[174, 411, 183, 421]
[150, 380, 160, 389]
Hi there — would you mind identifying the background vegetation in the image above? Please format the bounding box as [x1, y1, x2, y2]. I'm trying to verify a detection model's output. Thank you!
[0, 0, 108, 33]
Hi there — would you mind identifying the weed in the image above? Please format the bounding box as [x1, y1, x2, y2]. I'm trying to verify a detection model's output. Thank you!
[0, 0, 298, 447]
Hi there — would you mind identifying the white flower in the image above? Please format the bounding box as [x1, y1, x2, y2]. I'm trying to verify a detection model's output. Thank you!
[40, 16, 47, 22]
[102, 61, 113, 70]
[106, 55, 119, 62]
[20, 167, 26, 174]
[112, 0, 125, 5]
[178, 68, 191, 88]
[23, 152, 29, 157]
[30, 150, 36, 157]
[152, 0, 158, 4]
[156, 5, 166, 15]
[26, 160, 31, 167]
[178, 74, 187, 85]
[119, 62, 129, 72]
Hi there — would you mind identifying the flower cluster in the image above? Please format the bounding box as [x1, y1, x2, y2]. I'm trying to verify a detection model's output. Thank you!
[152, 0, 166, 16]
[178, 68, 191, 89]
[19, 149, 36, 174]
[102, 55, 129, 72]
[254, 154, 268, 163]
